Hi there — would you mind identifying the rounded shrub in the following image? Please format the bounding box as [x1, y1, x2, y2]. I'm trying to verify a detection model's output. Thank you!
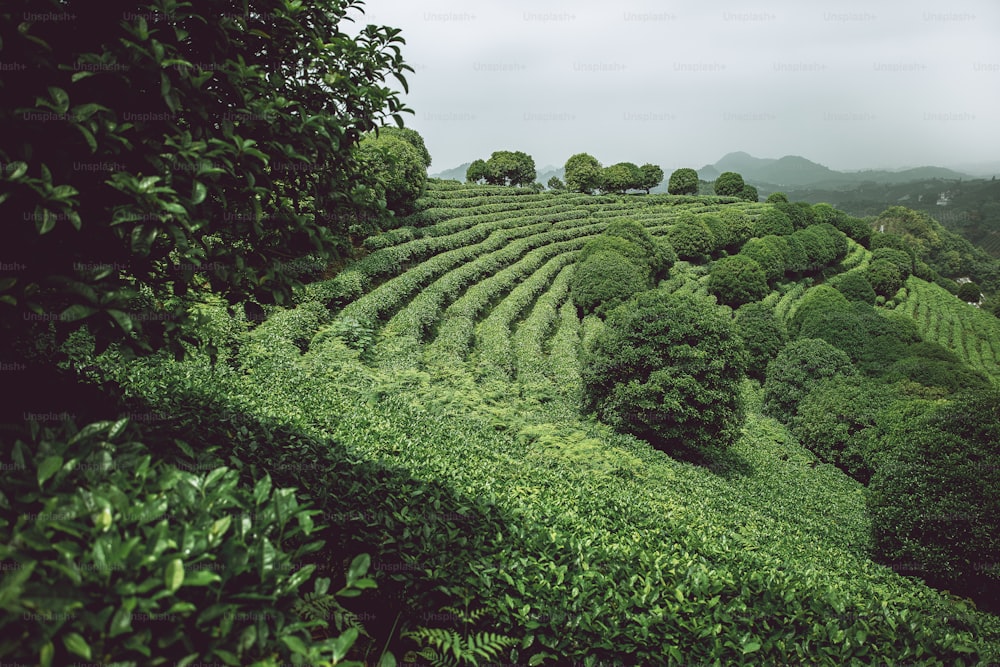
[582, 290, 747, 459]
[829, 271, 877, 304]
[868, 390, 1000, 611]
[570, 250, 651, 318]
[753, 208, 794, 237]
[762, 337, 855, 423]
[707, 255, 769, 308]
[734, 301, 788, 381]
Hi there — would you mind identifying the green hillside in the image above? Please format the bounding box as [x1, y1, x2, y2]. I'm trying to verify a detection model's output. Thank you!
[89, 182, 1000, 664]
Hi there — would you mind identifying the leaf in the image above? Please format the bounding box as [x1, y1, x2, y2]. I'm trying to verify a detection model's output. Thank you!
[280, 635, 308, 655]
[60, 304, 98, 322]
[62, 633, 91, 660]
[253, 474, 272, 505]
[8, 161, 27, 180]
[331, 627, 359, 662]
[209, 515, 232, 539]
[37, 208, 56, 234]
[192, 181, 207, 205]
[742, 640, 761, 654]
[346, 553, 370, 587]
[164, 558, 184, 593]
[37, 455, 63, 486]
[39, 641, 54, 667]
[109, 599, 136, 637]
[377, 651, 397, 667]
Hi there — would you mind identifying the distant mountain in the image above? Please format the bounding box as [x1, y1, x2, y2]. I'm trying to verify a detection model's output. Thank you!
[697, 152, 972, 188]
[430, 163, 471, 182]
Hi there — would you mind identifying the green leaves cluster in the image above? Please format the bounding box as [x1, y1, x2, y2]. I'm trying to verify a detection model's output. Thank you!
[0, 0, 413, 358]
[0, 416, 372, 665]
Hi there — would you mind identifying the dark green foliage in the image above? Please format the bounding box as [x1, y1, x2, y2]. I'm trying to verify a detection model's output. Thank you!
[810, 203, 844, 227]
[868, 390, 1000, 610]
[708, 255, 769, 308]
[0, 0, 412, 359]
[740, 184, 759, 202]
[547, 176, 566, 191]
[790, 376, 900, 483]
[717, 207, 753, 250]
[667, 168, 699, 195]
[378, 125, 432, 169]
[357, 133, 427, 216]
[753, 208, 793, 237]
[956, 281, 982, 302]
[667, 218, 715, 262]
[638, 164, 664, 193]
[796, 302, 917, 375]
[700, 214, 730, 251]
[763, 338, 855, 423]
[602, 162, 643, 194]
[0, 417, 372, 665]
[734, 301, 788, 381]
[788, 285, 850, 338]
[483, 150, 536, 187]
[466, 159, 488, 183]
[765, 192, 789, 204]
[774, 201, 810, 230]
[884, 353, 992, 395]
[570, 251, 650, 317]
[564, 153, 604, 194]
[829, 271, 877, 304]
[871, 247, 913, 280]
[866, 259, 904, 297]
[740, 237, 785, 282]
[714, 171, 745, 197]
[603, 218, 675, 277]
[582, 290, 747, 459]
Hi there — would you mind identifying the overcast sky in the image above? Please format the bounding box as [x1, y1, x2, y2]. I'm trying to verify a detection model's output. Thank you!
[356, 0, 999, 175]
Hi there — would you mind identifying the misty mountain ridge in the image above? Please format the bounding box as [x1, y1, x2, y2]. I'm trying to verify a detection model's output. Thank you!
[699, 152, 973, 188]
[431, 152, 976, 189]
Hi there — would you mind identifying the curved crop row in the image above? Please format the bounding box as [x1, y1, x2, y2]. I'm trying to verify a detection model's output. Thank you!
[475, 253, 582, 380]
[426, 251, 578, 367]
[513, 263, 576, 387]
[547, 296, 583, 400]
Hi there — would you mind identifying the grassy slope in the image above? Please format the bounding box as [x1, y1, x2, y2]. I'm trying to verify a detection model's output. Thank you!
[113, 184, 1000, 664]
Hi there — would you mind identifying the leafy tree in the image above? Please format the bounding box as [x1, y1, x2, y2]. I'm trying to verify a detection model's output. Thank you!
[713, 171, 745, 197]
[667, 168, 699, 195]
[753, 208, 793, 237]
[765, 192, 789, 204]
[871, 247, 913, 280]
[866, 259, 903, 298]
[484, 150, 535, 187]
[667, 216, 715, 262]
[790, 376, 900, 483]
[717, 207, 753, 250]
[788, 285, 851, 338]
[829, 271, 877, 304]
[739, 237, 785, 283]
[582, 290, 747, 459]
[957, 281, 982, 303]
[564, 152, 604, 194]
[356, 133, 426, 217]
[734, 301, 788, 381]
[868, 390, 1000, 610]
[547, 175, 566, 191]
[638, 163, 664, 193]
[378, 125, 431, 169]
[708, 255, 769, 308]
[810, 203, 844, 227]
[466, 159, 488, 184]
[740, 184, 759, 202]
[602, 162, 643, 194]
[602, 219, 675, 277]
[774, 201, 809, 230]
[797, 301, 916, 375]
[778, 234, 809, 276]
[570, 251, 650, 317]
[0, 0, 413, 362]
[763, 338, 855, 423]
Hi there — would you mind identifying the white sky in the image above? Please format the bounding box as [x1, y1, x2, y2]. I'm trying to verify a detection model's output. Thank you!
[355, 0, 1000, 174]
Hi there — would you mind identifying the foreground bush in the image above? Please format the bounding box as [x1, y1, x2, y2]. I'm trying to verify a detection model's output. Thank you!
[868, 390, 1000, 611]
[0, 417, 372, 665]
[582, 290, 747, 459]
[763, 338, 855, 423]
[570, 250, 650, 318]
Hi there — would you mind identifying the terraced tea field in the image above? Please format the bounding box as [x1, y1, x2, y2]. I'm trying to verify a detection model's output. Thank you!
[117, 181, 1000, 665]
